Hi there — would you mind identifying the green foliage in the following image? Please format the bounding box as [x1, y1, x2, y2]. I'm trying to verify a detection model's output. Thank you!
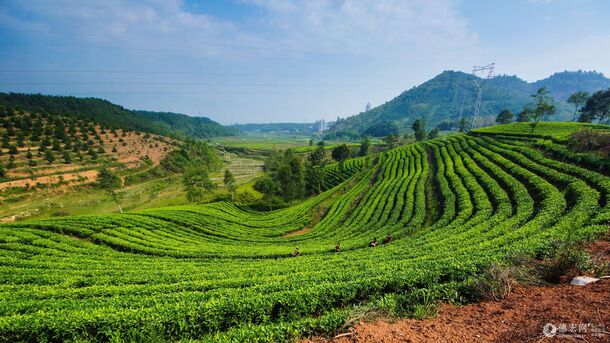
[44, 150, 54, 164]
[62, 150, 72, 164]
[363, 120, 399, 137]
[305, 141, 328, 196]
[331, 144, 351, 174]
[183, 165, 216, 203]
[383, 134, 400, 148]
[223, 169, 237, 200]
[427, 128, 440, 140]
[254, 149, 305, 202]
[0, 93, 236, 140]
[359, 136, 371, 156]
[579, 88, 610, 123]
[495, 109, 514, 124]
[412, 119, 426, 141]
[309, 141, 327, 166]
[520, 87, 557, 135]
[135, 110, 239, 139]
[567, 91, 590, 121]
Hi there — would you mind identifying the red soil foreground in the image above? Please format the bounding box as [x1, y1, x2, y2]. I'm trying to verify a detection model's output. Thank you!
[306, 239, 610, 343]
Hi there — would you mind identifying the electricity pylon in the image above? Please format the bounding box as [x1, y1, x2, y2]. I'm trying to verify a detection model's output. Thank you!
[469, 63, 495, 130]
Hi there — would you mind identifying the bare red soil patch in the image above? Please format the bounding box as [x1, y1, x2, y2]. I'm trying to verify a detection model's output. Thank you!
[306, 239, 610, 343]
[312, 281, 609, 343]
[284, 227, 312, 237]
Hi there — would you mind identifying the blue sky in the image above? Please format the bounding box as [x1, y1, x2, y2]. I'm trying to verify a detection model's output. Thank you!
[1, 0, 610, 124]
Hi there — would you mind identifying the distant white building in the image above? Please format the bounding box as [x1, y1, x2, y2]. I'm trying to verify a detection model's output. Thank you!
[315, 120, 326, 133]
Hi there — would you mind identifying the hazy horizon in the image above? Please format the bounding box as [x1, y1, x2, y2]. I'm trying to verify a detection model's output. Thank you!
[1, 0, 610, 124]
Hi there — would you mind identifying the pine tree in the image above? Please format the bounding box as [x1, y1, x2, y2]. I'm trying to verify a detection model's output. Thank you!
[8, 145, 18, 156]
[44, 150, 55, 164]
[62, 151, 72, 164]
[41, 136, 51, 147]
[7, 156, 15, 169]
[52, 139, 61, 151]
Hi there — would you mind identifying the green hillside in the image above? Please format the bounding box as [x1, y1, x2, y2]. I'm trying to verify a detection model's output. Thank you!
[136, 110, 239, 139]
[474, 121, 610, 139]
[329, 70, 610, 137]
[0, 122, 608, 341]
[0, 93, 237, 140]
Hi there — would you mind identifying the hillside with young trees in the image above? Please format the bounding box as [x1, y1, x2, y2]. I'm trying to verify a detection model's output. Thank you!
[0, 105, 179, 193]
[0, 93, 238, 140]
[327, 70, 610, 138]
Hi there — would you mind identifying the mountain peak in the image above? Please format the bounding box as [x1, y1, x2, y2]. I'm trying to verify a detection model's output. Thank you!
[326, 69, 610, 138]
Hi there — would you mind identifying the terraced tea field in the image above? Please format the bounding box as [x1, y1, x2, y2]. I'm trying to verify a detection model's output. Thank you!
[1, 124, 609, 342]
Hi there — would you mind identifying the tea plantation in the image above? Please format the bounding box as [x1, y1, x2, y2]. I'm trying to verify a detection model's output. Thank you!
[0, 123, 609, 342]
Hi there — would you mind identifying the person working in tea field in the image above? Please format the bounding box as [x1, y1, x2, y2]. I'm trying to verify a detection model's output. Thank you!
[369, 238, 377, 247]
[384, 233, 393, 244]
[335, 242, 341, 252]
[291, 247, 301, 257]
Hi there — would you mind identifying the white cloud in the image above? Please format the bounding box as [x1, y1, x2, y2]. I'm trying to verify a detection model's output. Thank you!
[2, 0, 480, 60]
[243, 0, 479, 58]
[0, 0, 483, 122]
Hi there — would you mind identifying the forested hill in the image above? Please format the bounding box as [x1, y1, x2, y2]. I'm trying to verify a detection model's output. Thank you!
[0, 93, 237, 139]
[328, 70, 610, 138]
[135, 110, 239, 139]
[532, 71, 610, 100]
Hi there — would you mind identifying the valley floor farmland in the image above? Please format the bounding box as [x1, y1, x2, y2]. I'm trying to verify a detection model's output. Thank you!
[0, 124, 609, 342]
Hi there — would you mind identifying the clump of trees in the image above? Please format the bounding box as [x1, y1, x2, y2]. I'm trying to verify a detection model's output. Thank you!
[578, 89, 610, 124]
[412, 120, 426, 141]
[305, 141, 327, 195]
[254, 149, 305, 207]
[495, 110, 514, 124]
[331, 144, 351, 174]
[359, 136, 371, 157]
[567, 91, 590, 122]
[182, 165, 216, 203]
[252, 141, 358, 206]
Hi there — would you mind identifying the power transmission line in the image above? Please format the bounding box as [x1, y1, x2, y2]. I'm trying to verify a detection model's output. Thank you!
[469, 63, 495, 130]
[0, 69, 428, 79]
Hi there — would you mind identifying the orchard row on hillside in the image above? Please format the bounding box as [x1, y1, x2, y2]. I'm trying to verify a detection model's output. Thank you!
[0, 106, 178, 191]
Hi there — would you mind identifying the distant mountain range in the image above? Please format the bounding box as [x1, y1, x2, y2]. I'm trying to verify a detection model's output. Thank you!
[328, 70, 610, 137]
[0, 93, 238, 139]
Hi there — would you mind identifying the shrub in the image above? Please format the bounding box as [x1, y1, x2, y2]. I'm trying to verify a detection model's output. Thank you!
[470, 262, 520, 300]
[567, 128, 610, 157]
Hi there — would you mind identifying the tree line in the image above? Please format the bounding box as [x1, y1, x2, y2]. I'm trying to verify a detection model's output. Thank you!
[492, 87, 610, 127]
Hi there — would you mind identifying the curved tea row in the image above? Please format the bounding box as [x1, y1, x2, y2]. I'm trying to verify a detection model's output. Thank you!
[0, 132, 608, 342]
